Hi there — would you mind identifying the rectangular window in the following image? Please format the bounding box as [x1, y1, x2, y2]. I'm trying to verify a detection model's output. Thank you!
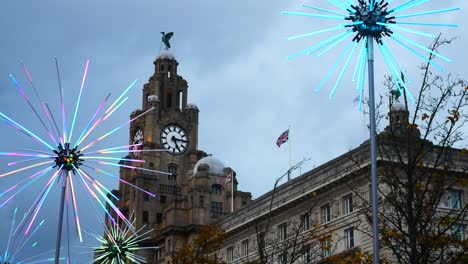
[343, 194, 353, 215]
[301, 213, 310, 231]
[344, 228, 355, 249]
[278, 252, 287, 264]
[142, 211, 149, 224]
[168, 166, 177, 186]
[323, 235, 332, 256]
[321, 204, 331, 223]
[156, 213, 162, 224]
[241, 239, 249, 257]
[199, 195, 204, 208]
[277, 223, 288, 241]
[227, 246, 234, 262]
[210, 201, 223, 214]
[160, 195, 166, 204]
[303, 248, 311, 263]
[453, 224, 467, 239]
[450, 189, 463, 209]
[143, 189, 150, 201]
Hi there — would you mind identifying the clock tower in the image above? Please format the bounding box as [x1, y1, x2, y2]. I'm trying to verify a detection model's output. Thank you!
[118, 48, 202, 227]
[106, 46, 252, 264]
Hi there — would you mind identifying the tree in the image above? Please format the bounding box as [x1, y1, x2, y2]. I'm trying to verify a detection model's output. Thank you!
[171, 224, 227, 264]
[355, 35, 468, 263]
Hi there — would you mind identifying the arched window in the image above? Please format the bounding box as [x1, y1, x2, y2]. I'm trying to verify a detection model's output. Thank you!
[211, 184, 222, 195]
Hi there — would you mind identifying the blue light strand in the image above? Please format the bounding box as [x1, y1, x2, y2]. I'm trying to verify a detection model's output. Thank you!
[380, 38, 411, 83]
[393, 32, 452, 63]
[316, 31, 353, 56]
[352, 43, 366, 82]
[302, 4, 347, 16]
[327, 0, 348, 10]
[281, 11, 345, 20]
[357, 45, 367, 112]
[379, 43, 415, 102]
[391, 0, 424, 13]
[379, 43, 404, 96]
[395, 7, 461, 19]
[376, 22, 434, 38]
[389, 35, 444, 71]
[287, 31, 352, 59]
[287, 25, 346, 41]
[315, 41, 354, 93]
[392, 0, 430, 13]
[396, 21, 458, 28]
[330, 42, 359, 99]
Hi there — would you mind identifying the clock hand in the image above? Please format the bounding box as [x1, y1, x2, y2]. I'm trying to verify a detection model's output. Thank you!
[172, 137, 187, 143]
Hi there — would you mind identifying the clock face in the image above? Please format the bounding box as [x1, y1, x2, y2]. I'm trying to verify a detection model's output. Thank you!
[132, 128, 144, 158]
[160, 124, 189, 155]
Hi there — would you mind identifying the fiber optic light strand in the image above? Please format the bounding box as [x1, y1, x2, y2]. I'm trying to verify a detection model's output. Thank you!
[315, 41, 354, 93]
[288, 31, 352, 59]
[105, 79, 138, 115]
[81, 107, 155, 151]
[302, 4, 347, 16]
[76, 97, 129, 148]
[25, 168, 62, 235]
[0, 112, 54, 150]
[84, 165, 156, 198]
[392, 32, 452, 62]
[329, 42, 359, 98]
[380, 38, 411, 83]
[91, 160, 173, 175]
[74, 93, 111, 148]
[287, 22, 362, 41]
[9, 74, 58, 146]
[69, 59, 90, 143]
[54, 58, 67, 144]
[394, 7, 461, 19]
[0, 161, 52, 178]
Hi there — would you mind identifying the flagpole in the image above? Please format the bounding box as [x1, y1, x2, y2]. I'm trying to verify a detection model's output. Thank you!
[288, 124, 291, 181]
[231, 171, 234, 213]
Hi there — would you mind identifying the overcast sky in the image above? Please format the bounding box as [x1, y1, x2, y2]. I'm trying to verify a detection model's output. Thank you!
[0, 0, 466, 262]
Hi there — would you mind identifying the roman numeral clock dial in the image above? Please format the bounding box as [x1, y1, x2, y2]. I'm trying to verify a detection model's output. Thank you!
[160, 124, 189, 155]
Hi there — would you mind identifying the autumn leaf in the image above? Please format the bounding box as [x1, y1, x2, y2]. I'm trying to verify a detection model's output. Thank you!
[461, 148, 468, 155]
[407, 123, 418, 129]
[422, 113, 429, 120]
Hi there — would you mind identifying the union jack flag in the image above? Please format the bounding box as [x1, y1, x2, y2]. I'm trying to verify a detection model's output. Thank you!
[276, 129, 289, 147]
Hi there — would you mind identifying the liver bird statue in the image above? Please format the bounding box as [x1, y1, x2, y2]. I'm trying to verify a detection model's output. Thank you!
[161, 32, 174, 49]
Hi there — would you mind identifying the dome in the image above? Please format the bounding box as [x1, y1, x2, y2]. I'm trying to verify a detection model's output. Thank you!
[193, 156, 225, 175]
[392, 101, 405, 111]
[158, 49, 175, 59]
[186, 103, 198, 110]
[147, 95, 159, 102]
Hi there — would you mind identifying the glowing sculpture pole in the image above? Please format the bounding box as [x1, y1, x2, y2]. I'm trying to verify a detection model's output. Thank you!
[282, 0, 459, 263]
[367, 36, 380, 264]
[55, 173, 67, 264]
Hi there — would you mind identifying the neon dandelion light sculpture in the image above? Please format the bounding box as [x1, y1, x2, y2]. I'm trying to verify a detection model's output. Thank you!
[1, 208, 58, 264]
[282, 0, 459, 262]
[91, 214, 157, 264]
[0, 59, 169, 263]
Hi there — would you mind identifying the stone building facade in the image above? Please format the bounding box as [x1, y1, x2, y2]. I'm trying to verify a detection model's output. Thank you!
[214, 100, 468, 263]
[106, 50, 468, 263]
[107, 50, 252, 263]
